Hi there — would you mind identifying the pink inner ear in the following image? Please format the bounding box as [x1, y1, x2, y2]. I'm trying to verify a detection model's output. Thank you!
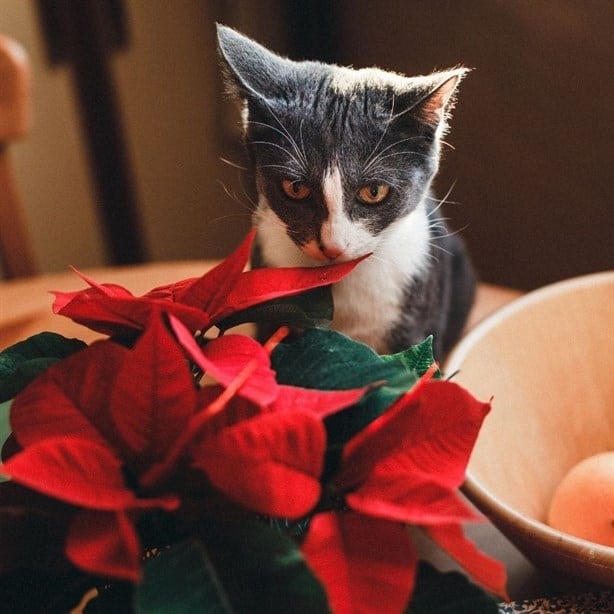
[417, 74, 461, 127]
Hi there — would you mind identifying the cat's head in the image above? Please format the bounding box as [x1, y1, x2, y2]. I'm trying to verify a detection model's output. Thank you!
[217, 24, 467, 263]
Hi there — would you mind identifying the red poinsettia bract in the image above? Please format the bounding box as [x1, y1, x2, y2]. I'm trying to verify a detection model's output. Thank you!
[301, 369, 508, 613]
[0, 314, 367, 581]
[52, 229, 366, 337]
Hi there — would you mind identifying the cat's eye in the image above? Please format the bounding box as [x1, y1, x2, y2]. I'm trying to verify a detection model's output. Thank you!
[357, 183, 390, 205]
[282, 179, 312, 200]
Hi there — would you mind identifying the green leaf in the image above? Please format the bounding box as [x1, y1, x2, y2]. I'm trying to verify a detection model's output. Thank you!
[0, 333, 86, 402]
[135, 540, 233, 614]
[197, 517, 330, 614]
[271, 329, 426, 480]
[0, 400, 11, 481]
[272, 328, 414, 442]
[271, 328, 403, 391]
[381, 336, 440, 377]
[0, 358, 58, 404]
[407, 562, 498, 613]
[216, 286, 334, 332]
[0, 332, 86, 369]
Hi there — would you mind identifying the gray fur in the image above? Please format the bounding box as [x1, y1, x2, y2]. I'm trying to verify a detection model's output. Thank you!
[217, 24, 475, 359]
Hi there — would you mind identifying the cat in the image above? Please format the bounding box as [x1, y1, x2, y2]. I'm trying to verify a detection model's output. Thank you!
[216, 24, 475, 360]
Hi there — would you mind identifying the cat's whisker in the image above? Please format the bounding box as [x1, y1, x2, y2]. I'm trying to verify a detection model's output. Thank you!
[428, 218, 459, 234]
[429, 223, 470, 242]
[368, 167, 415, 178]
[362, 136, 426, 173]
[429, 242, 454, 257]
[247, 140, 306, 171]
[271, 112, 310, 170]
[258, 163, 304, 174]
[207, 213, 253, 226]
[425, 195, 459, 207]
[365, 149, 432, 169]
[428, 221, 449, 233]
[364, 175, 405, 191]
[362, 95, 396, 169]
[424, 250, 442, 266]
[246, 119, 309, 171]
[298, 118, 309, 167]
[426, 181, 458, 217]
[216, 179, 256, 213]
[219, 157, 248, 171]
[258, 104, 310, 170]
[253, 207, 290, 235]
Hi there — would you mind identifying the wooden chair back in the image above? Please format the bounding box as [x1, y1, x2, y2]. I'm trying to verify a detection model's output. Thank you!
[0, 34, 37, 278]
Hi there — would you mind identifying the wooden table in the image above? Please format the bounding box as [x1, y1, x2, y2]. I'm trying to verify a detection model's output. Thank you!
[0, 262, 520, 350]
[3, 262, 562, 601]
[0, 262, 222, 348]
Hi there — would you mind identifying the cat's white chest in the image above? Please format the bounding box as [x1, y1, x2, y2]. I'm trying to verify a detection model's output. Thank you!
[330, 259, 406, 353]
[256, 204, 430, 354]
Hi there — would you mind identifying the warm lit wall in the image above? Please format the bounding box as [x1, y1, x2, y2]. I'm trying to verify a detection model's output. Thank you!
[334, 0, 614, 289]
[1, 1, 260, 274]
[2, 0, 106, 273]
[2, 1, 612, 289]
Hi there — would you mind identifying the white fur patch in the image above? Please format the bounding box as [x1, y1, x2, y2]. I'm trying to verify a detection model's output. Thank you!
[255, 194, 431, 353]
[329, 65, 413, 94]
[319, 166, 370, 260]
[330, 202, 430, 352]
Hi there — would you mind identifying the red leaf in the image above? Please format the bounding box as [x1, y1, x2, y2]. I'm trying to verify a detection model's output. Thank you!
[188, 382, 366, 439]
[173, 315, 366, 414]
[422, 524, 509, 599]
[336, 380, 490, 492]
[50, 267, 134, 316]
[1, 438, 137, 510]
[51, 285, 143, 336]
[0, 436, 180, 510]
[193, 386, 261, 434]
[191, 411, 325, 518]
[272, 385, 367, 418]
[9, 344, 120, 450]
[346, 466, 478, 525]
[210, 256, 368, 322]
[52, 232, 365, 337]
[167, 227, 256, 313]
[69, 267, 136, 298]
[302, 512, 418, 614]
[110, 313, 197, 466]
[172, 318, 278, 406]
[53, 289, 211, 337]
[159, 234, 365, 323]
[66, 510, 141, 582]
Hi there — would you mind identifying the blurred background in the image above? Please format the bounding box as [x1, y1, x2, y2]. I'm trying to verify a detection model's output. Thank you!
[1, 0, 613, 289]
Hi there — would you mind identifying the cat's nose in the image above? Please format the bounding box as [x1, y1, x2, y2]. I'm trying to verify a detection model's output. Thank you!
[322, 246, 344, 260]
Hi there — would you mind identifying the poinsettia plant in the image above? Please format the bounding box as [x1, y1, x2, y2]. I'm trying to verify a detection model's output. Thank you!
[0, 230, 507, 613]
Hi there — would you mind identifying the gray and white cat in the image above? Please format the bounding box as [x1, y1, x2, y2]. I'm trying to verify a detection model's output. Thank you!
[217, 25, 475, 359]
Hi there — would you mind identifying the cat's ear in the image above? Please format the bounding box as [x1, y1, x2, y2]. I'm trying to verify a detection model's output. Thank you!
[395, 68, 470, 133]
[216, 24, 290, 103]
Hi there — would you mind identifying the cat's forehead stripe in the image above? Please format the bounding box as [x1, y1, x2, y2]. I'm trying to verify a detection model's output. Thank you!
[321, 164, 360, 256]
[328, 65, 411, 94]
[322, 165, 344, 215]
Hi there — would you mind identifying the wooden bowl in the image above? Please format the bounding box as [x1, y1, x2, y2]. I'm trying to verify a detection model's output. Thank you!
[446, 271, 614, 587]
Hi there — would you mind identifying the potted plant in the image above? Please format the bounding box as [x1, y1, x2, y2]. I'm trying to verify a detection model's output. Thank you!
[0, 230, 506, 612]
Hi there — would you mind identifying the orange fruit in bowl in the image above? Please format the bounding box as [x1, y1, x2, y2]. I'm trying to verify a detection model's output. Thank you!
[547, 451, 614, 547]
